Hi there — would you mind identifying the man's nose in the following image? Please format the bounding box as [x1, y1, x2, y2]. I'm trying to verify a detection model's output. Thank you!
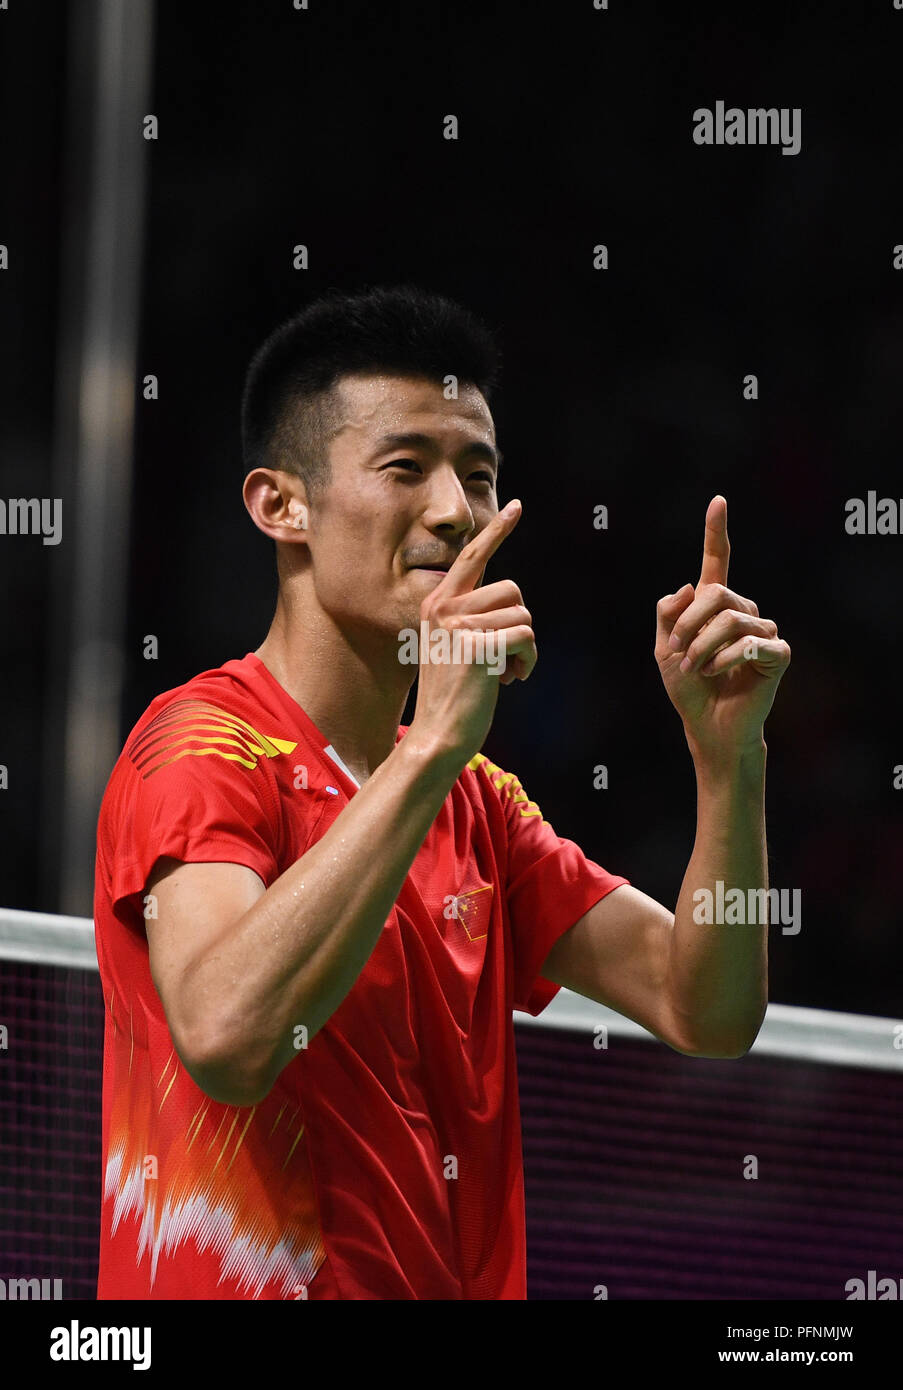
[422, 469, 475, 535]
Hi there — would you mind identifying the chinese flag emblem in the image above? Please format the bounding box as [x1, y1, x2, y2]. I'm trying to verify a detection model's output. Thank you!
[450, 882, 494, 941]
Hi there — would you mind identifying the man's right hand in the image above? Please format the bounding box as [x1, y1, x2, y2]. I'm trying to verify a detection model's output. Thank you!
[408, 498, 537, 767]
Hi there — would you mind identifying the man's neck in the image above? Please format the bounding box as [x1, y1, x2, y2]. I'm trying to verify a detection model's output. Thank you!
[254, 598, 413, 787]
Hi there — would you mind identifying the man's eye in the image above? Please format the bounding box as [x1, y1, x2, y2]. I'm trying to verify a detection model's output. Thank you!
[383, 460, 493, 486]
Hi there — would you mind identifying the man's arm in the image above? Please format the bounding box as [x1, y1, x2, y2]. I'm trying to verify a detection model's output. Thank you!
[145, 499, 536, 1108]
[541, 740, 768, 1059]
[543, 496, 789, 1060]
[146, 731, 462, 1107]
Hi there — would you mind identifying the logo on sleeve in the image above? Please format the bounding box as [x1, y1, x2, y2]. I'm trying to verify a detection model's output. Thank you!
[128, 700, 297, 779]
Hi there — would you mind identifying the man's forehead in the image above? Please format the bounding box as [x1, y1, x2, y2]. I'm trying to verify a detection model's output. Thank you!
[331, 372, 495, 445]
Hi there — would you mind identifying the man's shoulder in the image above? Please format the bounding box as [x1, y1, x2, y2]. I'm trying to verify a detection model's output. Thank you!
[127, 660, 291, 771]
[461, 750, 543, 819]
[102, 654, 298, 802]
[95, 656, 294, 896]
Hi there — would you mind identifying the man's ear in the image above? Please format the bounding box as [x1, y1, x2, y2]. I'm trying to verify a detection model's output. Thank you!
[242, 468, 310, 542]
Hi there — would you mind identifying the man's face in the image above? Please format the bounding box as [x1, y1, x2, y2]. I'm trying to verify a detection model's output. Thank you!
[303, 372, 502, 640]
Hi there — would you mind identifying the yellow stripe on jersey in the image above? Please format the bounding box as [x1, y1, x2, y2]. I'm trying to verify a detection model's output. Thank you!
[128, 699, 297, 778]
[467, 752, 547, 822]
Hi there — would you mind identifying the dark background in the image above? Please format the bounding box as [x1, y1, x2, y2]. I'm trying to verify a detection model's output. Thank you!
[2, 0, 902, 1021]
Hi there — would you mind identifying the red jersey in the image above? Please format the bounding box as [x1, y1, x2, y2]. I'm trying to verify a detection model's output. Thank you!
[93, 652, 628, 1299]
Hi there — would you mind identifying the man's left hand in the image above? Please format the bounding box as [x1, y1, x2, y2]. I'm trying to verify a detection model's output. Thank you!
[654, 495, 791, 759]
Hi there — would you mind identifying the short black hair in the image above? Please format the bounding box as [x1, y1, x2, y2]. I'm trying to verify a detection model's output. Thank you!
[240, 283, 502, 499]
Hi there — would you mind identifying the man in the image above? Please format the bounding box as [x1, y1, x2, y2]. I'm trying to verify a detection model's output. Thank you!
[93, 284, 790, 1300]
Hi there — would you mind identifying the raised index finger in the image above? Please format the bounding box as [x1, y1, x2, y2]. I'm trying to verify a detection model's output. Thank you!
[439, 498, 522, 597]
[698, 494, 730, 588]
